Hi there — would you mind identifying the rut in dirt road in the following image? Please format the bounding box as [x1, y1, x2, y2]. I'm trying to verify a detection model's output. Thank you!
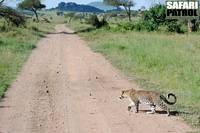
[0, 24, 192, 133]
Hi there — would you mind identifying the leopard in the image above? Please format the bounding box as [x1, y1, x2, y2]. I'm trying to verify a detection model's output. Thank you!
[119, 89, 177, 116]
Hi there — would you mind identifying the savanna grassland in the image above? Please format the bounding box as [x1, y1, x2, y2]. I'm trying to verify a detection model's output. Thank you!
[0, 13, 64, 98]
[68, 18, 200, 129]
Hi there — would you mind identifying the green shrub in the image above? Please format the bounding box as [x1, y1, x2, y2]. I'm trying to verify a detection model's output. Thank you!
[134, 21, 146, 31]
[111, 21, 146, 32]
[0, 23, 8, 31]
[166, 20, 185, 33]
[116, 22, 135, 31]
[143, 21, 158, 31]
[101, 17, 108, 27]
[87, 14, 108, 28]
[31, 26, 39, 32]
[87, 14, 100, 27]
[143, 4, 166, 31]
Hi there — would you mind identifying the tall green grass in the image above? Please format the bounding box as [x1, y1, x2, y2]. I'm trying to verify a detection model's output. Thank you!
[69, 20, 200, 128]
[0, 14, 64, 98]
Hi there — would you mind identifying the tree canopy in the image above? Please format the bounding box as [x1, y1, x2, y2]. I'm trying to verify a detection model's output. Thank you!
[104, 0, 134, 21]
[104, 0, 134, 8]
[18, 0, 46, 21]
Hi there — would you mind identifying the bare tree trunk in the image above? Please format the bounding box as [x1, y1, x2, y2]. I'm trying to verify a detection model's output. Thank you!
[128, 6, 131, 21]
[32, 8, 39, 21]
[123, 5, 131, 22]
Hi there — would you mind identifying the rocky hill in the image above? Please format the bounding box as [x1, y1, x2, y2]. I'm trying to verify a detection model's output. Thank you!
[56, 2, 104, 13]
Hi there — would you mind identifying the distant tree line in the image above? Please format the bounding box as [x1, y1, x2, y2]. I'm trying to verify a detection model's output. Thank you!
[78, 3, 198, 33]
[102, 0, 198, 32]
[18, 0, 46, 21]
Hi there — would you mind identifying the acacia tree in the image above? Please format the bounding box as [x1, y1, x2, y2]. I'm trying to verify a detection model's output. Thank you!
[104, 0, 134, 21]
[18, 0, 46, 21]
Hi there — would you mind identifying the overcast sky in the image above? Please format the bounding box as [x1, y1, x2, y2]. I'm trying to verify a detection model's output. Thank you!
[5, 0, 164, 9]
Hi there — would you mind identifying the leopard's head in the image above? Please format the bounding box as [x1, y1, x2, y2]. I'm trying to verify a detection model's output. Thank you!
[119, 90, 128, 100]
[119, 89, 135, 100]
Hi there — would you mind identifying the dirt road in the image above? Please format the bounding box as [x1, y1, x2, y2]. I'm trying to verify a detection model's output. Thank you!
[0, 24, 192, 133]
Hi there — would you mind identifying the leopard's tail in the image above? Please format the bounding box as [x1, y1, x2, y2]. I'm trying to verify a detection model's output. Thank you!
[160, 93, 177, 105]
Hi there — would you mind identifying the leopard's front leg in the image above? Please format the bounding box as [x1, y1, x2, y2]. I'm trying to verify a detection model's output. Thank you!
[128, 99, 139, 114]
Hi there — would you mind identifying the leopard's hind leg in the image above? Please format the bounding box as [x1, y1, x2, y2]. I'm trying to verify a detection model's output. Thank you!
[135, 101, 139, 113]
[157, 101, 170, 116]
[146, 104, 156, 114]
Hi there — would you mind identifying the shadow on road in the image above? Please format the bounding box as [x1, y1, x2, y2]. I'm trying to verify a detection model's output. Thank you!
[45, 27, 97, 35]
[47, 31, 76, 35]
[0, 106, 10, 108]
[74, 27, 96, 34]
[139, 110, 191, 116]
